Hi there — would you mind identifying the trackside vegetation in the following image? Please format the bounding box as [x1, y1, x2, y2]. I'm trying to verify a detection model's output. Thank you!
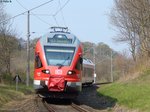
[0, 84, 34, 108]
[97, 70, 150, 112]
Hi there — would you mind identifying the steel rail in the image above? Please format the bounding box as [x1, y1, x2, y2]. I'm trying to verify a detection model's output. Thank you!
[71, 103, 90, 112]
[42, 99, 56, 112]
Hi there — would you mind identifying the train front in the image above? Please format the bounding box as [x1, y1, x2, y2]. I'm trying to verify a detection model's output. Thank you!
[34, 27, 83, 98]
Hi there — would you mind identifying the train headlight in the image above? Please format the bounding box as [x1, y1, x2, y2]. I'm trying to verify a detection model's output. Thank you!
[67, 70, 76, 75]
[42, 69, 50, 74]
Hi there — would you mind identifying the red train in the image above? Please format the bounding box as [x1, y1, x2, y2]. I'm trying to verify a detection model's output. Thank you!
[33, 27, 94, 98]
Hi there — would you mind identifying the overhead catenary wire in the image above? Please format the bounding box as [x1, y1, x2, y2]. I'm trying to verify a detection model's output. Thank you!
[15, 0, 71, 18]
[15, 0, 70, 27]
[53, 0, 70, 16]
[27, 0, 55, 12]
[0, 0, 55, 24]
[52, 0, 61, 26]
[15, 0, 53, 26]
[0, 12, 26, 24]
[52, 0, 70, 26]
[33, 15, 53, 26]
[28, 14, 53, 16]
[53, 15, 59, 26]
[58, 0, 66, 27]
[16, 0, 27, 10]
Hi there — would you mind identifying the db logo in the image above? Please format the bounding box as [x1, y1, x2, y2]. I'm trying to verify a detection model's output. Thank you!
[55, 69, 62, 75]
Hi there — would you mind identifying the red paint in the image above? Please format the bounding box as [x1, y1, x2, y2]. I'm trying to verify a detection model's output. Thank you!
[34, 39, 83, 92]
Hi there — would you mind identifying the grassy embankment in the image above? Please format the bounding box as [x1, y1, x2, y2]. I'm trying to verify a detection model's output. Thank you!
[0, 73, 34, 108]
[97, 70, 150, 112]
[0, 84, 34, 108]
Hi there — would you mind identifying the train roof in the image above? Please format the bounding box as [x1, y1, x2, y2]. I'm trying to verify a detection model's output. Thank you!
[39, 27, 81, 47]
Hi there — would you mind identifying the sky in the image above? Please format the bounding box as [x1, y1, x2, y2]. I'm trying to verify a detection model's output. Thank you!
[4, 0, 127, 52]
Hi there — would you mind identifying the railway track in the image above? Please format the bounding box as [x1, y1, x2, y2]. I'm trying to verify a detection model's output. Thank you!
[42, 100, 56, 112]
[34, 96, 49, 112]
[71, 103, 90, 112]
[34, 96, 90, 112]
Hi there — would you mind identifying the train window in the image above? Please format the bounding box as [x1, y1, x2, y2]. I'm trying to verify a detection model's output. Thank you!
[83, 67, 94, 77]
[87, 68, 94, 77]
[53, 34, 67, 39]
[35, 55, 43, 68]
[45, 46, 75, 66]
[47, 34, 72, 44]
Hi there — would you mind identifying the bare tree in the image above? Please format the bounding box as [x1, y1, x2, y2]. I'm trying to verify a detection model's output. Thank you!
[0, 3, 18, 75]
[111, 0, 150, 61]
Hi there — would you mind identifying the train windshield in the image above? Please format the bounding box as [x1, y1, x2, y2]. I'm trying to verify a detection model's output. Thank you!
[45, 46, 75, 66]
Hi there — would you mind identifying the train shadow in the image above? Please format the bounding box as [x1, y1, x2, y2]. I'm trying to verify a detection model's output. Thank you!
[44, 98, 72, 105]
[75, 85, 117, 110]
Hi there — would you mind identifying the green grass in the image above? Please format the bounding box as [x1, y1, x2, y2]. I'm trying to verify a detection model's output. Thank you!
[0, 84, 34, 108]
[97, 70, 150, 112]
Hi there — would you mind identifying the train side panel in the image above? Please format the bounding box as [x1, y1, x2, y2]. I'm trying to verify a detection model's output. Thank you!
[82, 59, 94, 85]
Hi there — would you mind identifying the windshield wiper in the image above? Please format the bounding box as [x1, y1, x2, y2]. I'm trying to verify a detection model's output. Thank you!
[57, 57, 70, 69]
